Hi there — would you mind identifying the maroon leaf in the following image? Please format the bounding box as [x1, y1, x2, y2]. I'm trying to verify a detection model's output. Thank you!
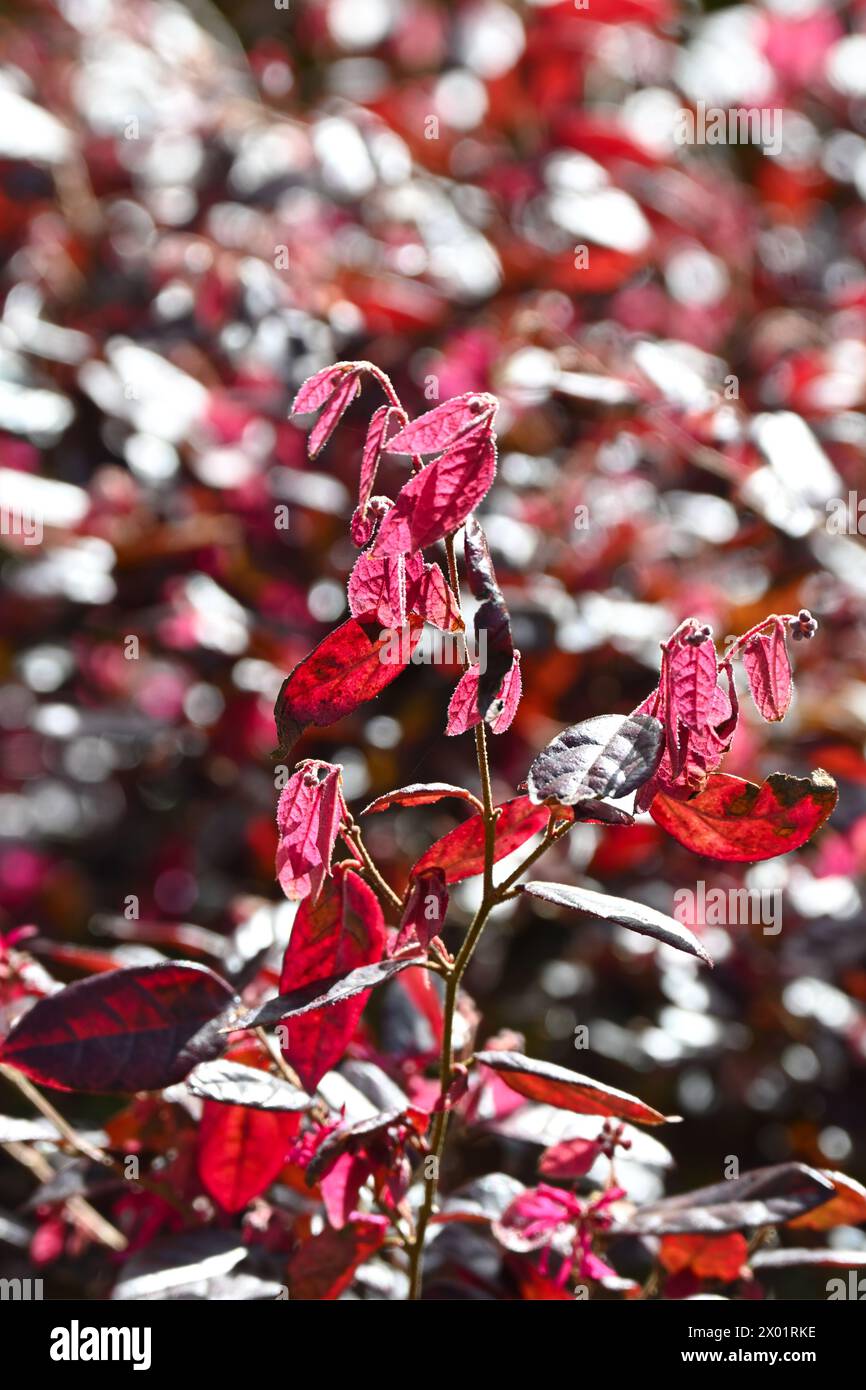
[275, 760, 342, 902]
[527, 713, 664, 808]
[649, 769, 838, 861]
[386, 393, 497, 455]
[522, 881, 712, 964]
[361, 783, 481, 815]
[742, 621, 793, 722]
[274, 615, 424, 753]
[276, 867, 386, 1091]
[394, 867, 449, 951]
[198, 1102, 300, 1213]
[0, 962, 235, 1093]
[373, 432, 497, 556]
[186, 1060, 312, 1112]
[410, 795, 550, 883]
[227, 954, 426, 1032]
[474, 1050, 673, 1125]
[617, 1164, 836, 1235]
[287, 1215, 389, 1300]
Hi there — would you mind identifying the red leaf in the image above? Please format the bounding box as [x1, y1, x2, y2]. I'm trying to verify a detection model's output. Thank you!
[474, 1050, 673, 1125]
[287, 1215, 388, 1300]
[410, 795, 549, 883]
[320, 1154, 368, 1230]
[373, 432, 497, 556]
[386, 393, 496, 454]
[198, 1102, 300, 1213]
[742, 621, 793, 722]
[274, 615, 424, 753]
[0, 962, 235, 1093]
[659, 1232, 749, 1281]
[650, 769, 837, 862]
[278, 867, 386, 1091]
[362, 783, 481, 815]
[394, 867, 449, 951]
[275, 760, 342, 902]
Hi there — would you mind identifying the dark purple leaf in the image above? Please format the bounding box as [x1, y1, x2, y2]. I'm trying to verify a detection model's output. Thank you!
[527, 713, 664, 808]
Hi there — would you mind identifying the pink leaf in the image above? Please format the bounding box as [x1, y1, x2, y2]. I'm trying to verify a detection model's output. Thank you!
[350, 496, 392, 548]
[348, 552, 461, 632]
[742, 621, 793, 722]
[386, 393, 497, 455]
[373, 432, 497, 556]
[539, 1137, 604, 1179]
[278, 866, 386, 1091]
[275, 760, 343, 903]
[445, 665, 481, 736]
[308, 369, 362, 457]
[668, 634, 719, 731]
[406, 560, 462, 632]
[347, 550, 412, 627]
[359, 405, 406, 512]
[489, 651, 522, 732]
[446, 651, 522, 737]
[291, 363, 356, 417]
